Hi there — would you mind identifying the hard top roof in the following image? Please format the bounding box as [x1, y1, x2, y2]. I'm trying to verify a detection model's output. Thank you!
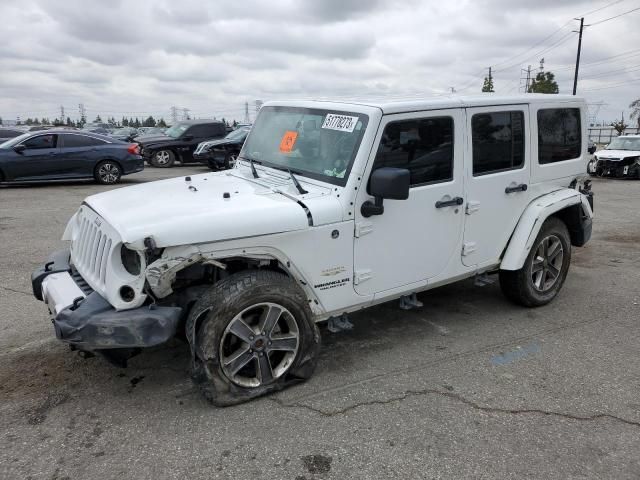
[266, 94, 586, 115]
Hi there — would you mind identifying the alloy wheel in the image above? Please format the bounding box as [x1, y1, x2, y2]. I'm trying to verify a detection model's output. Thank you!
[220, 302, 300, 388]
[531, 234, 564, 292]
[155, 151, 171, 165]
[98, 163, 120, 184]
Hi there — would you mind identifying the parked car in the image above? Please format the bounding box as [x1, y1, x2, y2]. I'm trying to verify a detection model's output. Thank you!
[31, 95, 593, 405]
[194, 126, 251, 170]
[0, 127, 27, 139]
[135, 127, 165, 138]
[0, 130, 143, 184]
[137, 120, 227, 167]
[587, 134, 640, 178]
[109, 127, 139, 142]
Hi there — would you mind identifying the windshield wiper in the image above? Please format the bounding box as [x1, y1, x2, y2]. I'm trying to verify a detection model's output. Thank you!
[239, 155, 259, 178]
[288, 170, 308, 195]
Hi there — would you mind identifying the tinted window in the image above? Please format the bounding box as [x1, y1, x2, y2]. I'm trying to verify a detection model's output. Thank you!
[189, 124, 224, 138]
[61, 134, 105, 148]
[537, 108, 581, 164]
[373, 117, 454, 186]
[472, 111, 524, 175]
[23, 134, 57, 149]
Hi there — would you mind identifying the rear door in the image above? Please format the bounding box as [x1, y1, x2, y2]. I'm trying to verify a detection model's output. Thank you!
[59, 133, 108, 177]
[10, 133, 61, 180]
[462, 105, 531, 268]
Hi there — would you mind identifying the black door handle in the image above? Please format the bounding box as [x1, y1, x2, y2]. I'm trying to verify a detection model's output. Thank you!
[435, 196, 464, 208]
[505, 183, 528, 194]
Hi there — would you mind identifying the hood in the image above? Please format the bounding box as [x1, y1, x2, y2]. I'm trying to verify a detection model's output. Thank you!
[136, 134, 172, 145]
[83, 170, 341, 248]
[597, 149, 640, 160]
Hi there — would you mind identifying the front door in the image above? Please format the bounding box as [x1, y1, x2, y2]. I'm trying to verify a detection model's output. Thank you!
[353, 109, 465, 296]
[462, 105, 531, 268]
[10, 133, 60, 180]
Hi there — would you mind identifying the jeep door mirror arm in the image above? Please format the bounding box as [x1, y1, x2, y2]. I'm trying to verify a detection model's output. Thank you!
[360, 167, 410, 218]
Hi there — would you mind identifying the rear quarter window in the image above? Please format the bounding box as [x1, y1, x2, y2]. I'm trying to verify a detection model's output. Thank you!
[537, 108, 581, 164]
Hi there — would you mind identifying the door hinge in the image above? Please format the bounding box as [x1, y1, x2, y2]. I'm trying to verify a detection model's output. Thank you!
[355, 221, 374, 238]
[354, 269, 372, 285]
[462, 242, 476, 256]
[466, 201, 480, 215]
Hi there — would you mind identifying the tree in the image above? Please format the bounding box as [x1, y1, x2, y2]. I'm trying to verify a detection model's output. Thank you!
[528, 71, 559, 94]
[122, 117, 129, 127]
[0, 117, 3, 125]
[143, 116, 156, 127]
[611, 119, 627, 136]
[481, 76, 494, 93]
[630, 99, 640, 129]
[157, 117, 167, 128]
[66, 117, 73, 127]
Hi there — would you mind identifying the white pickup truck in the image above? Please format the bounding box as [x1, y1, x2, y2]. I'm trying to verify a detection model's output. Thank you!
[32, 95, 594, 405]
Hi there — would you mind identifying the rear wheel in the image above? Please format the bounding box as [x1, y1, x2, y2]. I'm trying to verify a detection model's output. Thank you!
[224, 152, 237, 169]
[186, 270, 320, 406]
[499, 217, 571, 307]
[94, 161, 122, 185]
[151, 149, 175, 168]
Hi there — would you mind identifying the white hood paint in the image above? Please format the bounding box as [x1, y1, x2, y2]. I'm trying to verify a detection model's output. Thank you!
[84, 170, 343, 248]
[596, 150, 640, 160]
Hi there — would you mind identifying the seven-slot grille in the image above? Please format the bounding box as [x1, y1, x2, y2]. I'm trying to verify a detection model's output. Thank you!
[71, 208, 115, 291]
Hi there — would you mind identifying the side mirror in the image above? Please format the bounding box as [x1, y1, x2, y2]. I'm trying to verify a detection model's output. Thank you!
[361, 167, 410, 217]
[13, 144, 26, 154]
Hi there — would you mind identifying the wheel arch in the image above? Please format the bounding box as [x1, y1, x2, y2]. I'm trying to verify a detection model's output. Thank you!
[500, 189, 593, 271]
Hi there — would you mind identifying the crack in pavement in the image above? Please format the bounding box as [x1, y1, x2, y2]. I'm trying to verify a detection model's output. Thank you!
[270, 388, 640, 428]
[0, 285, 32, 297]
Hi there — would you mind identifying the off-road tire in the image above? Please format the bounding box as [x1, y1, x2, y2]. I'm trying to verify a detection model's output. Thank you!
[186, 270, 320, 406]
[94, 160, 122, 185]
[499, 217, 571, 307]
[150, 149, 175, 168]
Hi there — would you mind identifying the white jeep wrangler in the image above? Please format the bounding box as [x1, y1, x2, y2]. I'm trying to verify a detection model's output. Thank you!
[32, 95, 594, 405]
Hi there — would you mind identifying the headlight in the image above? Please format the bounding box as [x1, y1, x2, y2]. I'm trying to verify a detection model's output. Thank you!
[120, 245, 142, 276]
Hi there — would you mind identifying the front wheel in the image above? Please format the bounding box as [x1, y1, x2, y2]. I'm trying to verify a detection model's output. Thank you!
[186, 270, 320, 406]
[94, 160, 122, 185]
[499, 217, 571, 307]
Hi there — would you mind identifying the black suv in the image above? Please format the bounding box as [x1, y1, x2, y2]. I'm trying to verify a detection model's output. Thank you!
[137, 120, 226, 167]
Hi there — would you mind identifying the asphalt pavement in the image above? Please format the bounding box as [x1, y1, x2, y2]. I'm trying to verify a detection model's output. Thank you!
[1, 166, 639, 479]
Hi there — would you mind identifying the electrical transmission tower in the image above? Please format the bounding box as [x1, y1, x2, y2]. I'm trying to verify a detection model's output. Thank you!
[182, 108, 190, 120]
[78, 103, 86, 124]
[60, 105, 65, 124]
[170, 106, 178, 124]
[587, 102, 606, 125]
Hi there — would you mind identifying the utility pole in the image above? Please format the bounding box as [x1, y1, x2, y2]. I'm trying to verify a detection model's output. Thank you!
[572, 17, 584, 95]
[526, 65, 532, 92]
[60, 106, 65, 125]
[78, 103, 86, 125]
[243, 101, 250, 123]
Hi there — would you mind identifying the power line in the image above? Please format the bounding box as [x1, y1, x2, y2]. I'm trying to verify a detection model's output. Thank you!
[576, 0, 629, 17]
[581, 77, 640, 92]
[579, 63, 640, 79]
[586, 5, 640, 25]
[492, 30, 576, 73]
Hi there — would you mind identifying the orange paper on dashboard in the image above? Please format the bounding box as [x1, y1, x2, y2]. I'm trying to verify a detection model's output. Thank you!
[279, 130, 298, 153]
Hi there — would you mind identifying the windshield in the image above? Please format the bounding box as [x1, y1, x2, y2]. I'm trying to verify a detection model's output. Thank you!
[226, 128, 249, 140]
[0, 133, 32, 149]
[240, 106, 369, 186]
[164, 124, 188, 138]
[606, 137, 640, 151]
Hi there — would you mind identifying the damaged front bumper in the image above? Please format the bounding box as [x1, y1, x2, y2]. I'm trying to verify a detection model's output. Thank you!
[31, 249, 182, 351]
[589, 158, 640, 178]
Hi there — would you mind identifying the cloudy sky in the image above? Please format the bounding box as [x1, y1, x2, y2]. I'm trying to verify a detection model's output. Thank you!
[1, 0, 639, 125]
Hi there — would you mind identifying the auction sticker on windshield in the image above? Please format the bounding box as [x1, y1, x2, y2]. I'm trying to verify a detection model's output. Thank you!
[322, 114, 359, 133]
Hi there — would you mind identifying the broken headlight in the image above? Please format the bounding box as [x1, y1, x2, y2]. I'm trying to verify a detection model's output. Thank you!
[120, 245, 142, 276]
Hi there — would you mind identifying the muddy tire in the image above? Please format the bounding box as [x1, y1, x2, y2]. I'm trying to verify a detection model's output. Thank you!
[186, 270, 320, 406]
[150, 149, 175, 168]
[499, 217, 571, 307]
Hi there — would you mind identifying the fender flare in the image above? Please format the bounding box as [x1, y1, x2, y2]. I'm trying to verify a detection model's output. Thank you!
[500, 189, 593, 271]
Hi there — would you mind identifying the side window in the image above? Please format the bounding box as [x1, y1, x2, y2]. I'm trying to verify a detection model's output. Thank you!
[472, 111, 525, 176]
[189, 125, 220, 138]
[23, 134, 57, 150]
[373, 116, 454, 186]
[537, 108, 581, 164]
[61, 134, 106, 148]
